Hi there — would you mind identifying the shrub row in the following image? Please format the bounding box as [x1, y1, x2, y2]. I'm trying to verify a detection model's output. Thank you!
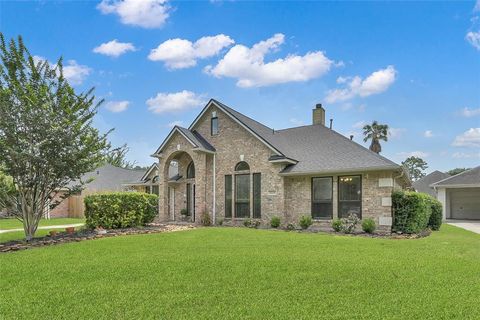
[84, 192, 158, 229]
[392, 191, 442, 233]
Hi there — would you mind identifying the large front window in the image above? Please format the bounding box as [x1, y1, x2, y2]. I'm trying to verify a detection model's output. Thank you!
[338, 175, 362, 218]
[235, 174, 250, 218]
[311, 177, 333, 219]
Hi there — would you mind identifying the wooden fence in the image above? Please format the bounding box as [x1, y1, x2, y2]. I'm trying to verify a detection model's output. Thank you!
[68, 195, 85, 218]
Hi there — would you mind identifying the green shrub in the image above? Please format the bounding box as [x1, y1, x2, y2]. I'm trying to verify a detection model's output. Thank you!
[427, 198, 443, 231]
[84, 192, 158, 229]
[180, 208, 188, 216]
[299, 215, 312, 230]
[270, 216, 281, 228]
[200, 212, 211, 226]
[362, 218, 376, 234]
[217, 218, 224, 226]
[392, 191, 432, 234]
[331, 219, 342, 232]
[243, 219, 260, 228]
[341, 213, 360, 234]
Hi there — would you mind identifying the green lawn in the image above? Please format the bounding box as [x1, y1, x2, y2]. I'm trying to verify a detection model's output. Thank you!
[1, 225, 479, 319]
[0, 218, 85, 230]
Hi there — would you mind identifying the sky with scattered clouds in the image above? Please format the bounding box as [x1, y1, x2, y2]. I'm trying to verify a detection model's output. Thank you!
[1, 0, 479, 171]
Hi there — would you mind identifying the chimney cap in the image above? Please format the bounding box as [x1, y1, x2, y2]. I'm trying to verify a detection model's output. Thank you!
[315, 103, 323, 109]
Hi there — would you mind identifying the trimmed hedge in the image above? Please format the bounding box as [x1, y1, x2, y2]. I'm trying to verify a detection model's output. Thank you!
[392, 191, 441, 234]
[84, 192, 158, 229]
[427, 197, 443, 231]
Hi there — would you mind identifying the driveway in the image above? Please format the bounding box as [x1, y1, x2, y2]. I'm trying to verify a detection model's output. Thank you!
[446, 220, 480, 234]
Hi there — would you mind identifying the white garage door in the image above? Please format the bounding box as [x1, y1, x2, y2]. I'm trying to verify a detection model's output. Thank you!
[450, 188, 480, 220]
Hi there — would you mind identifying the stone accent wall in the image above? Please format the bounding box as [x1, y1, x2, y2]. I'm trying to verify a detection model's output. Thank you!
[284, 171, 398, 228]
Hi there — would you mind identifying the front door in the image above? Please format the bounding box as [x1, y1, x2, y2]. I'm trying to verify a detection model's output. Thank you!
[186, 183, 195, 222]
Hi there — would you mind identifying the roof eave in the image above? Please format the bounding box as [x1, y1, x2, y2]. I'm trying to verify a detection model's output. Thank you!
[279, 165, 401, 176]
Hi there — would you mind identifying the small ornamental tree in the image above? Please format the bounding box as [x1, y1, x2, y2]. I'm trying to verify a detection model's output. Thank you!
[0, 34, 110, 240]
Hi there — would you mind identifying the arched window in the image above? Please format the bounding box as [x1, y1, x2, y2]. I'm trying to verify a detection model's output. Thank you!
[235, 161, 250, 171]
[152, 176, 159, 183]
[186, 161, 195, 179]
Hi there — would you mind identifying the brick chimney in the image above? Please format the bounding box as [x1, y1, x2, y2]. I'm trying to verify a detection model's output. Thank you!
[312, 103, 325, 126]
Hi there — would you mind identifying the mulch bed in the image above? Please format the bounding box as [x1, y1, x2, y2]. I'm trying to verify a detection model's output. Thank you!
[0, 224, 195, 254]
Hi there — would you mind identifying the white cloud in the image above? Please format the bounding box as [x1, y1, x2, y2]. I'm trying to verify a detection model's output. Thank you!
[452, 152, 480, 159]
[93, 39, 136, 57]
[424, 130, 434, 138]
[205, 33, 336, 88]
[460, 107, 480, 117]
[167, 120, 183, 128]
[62, 60, 91, 85]
[105, 100, 130, 112]
[388, 127, 406, 139]
[148, 34, 235, 69]
[466, 31, 480, 50]
[97, 0, 170, 29]
[33, 57, 91, 85]
[397, 151, 429, 158]
[475, 0, 480, 12]
[146, 90, 206, 114]
[452, 128, 480, 147]
[325, 66, 397, 103]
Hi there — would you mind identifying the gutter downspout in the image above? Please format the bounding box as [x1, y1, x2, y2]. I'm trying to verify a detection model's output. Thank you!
[213, 153, 216, 224]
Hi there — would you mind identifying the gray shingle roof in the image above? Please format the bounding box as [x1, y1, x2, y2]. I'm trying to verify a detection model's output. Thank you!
[213, 99, 400, 174]
[67, 164, 145, 191]
[431, 166, 480, 187]
[177, 127, 216, 152]
[413, 171, 450, 196]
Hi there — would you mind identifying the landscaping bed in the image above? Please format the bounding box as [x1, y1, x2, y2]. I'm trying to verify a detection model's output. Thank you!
[0, 224, 194, 253]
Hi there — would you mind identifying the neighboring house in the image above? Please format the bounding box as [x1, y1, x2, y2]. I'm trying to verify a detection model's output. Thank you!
[413, 171, 450, 197]
[150, 99, 410, 229]
[123, 163, 161, 195]
[49, 164, 144, 218]
[431, 166, 480, 220]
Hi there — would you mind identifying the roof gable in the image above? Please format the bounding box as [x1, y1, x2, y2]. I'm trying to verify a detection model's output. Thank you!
[431, 166, 480, 187]
[153, 126, 215, 155]
[413, 171, 450, 196]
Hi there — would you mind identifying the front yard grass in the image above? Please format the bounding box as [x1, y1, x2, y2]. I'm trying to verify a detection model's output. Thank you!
[0, 218, 85, 230]
[1, 225, 479, 319]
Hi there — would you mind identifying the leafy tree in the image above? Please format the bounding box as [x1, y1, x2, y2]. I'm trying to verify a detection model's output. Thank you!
[0, 168, 15, 214]
[0, 34, 110, 240]
[105, 143, 137, 169]
[447, 168, 470, 176]
[402, 156, 428, 181]
[363, 121, 389, 154]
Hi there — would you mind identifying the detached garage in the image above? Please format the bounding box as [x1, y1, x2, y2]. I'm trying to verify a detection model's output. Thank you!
[431, 166, 480, 220]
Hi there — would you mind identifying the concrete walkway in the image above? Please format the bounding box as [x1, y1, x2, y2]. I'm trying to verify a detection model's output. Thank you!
[446, 220, 480, 234]
[0, 223, 84, 234]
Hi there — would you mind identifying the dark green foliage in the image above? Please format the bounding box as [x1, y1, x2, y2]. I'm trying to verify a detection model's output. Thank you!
[363, 120, 389, 154]
[105, 144, 137, 169]
[331, 219, 342, 232]
[84, 193, 158, 229]
[180, 208, 188, 216]
[299, 215, 312, 229]
[427, 198, 443, 231]
[200, 212, 211, 226]
[362, 218, 376, 234]
[392, 191, 432, 234]
[216, 218, 223, 226]
[270, 216, 281, 228]
[447, 168, 470, 176]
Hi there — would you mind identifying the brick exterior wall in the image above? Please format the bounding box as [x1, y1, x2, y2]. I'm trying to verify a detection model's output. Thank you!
[155, 103, 405, 229]
[49, 191, 69, 218]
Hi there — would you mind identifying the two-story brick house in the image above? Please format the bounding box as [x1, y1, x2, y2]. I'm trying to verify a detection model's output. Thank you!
[152, 99, 410, 228]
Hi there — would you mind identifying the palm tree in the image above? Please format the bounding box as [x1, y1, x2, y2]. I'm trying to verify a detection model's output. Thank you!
[362, 121, 389, 154]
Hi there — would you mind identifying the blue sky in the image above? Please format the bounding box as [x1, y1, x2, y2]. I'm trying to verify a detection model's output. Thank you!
[1, 0, 479, 172]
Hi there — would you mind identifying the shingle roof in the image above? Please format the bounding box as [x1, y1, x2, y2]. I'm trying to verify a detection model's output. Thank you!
[413, 171, 450, 196]
[67, 164, 145, 191]
[177, 127, 216, 152]
[213, 99, 400, 174]
[431, 166, 480, 187]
